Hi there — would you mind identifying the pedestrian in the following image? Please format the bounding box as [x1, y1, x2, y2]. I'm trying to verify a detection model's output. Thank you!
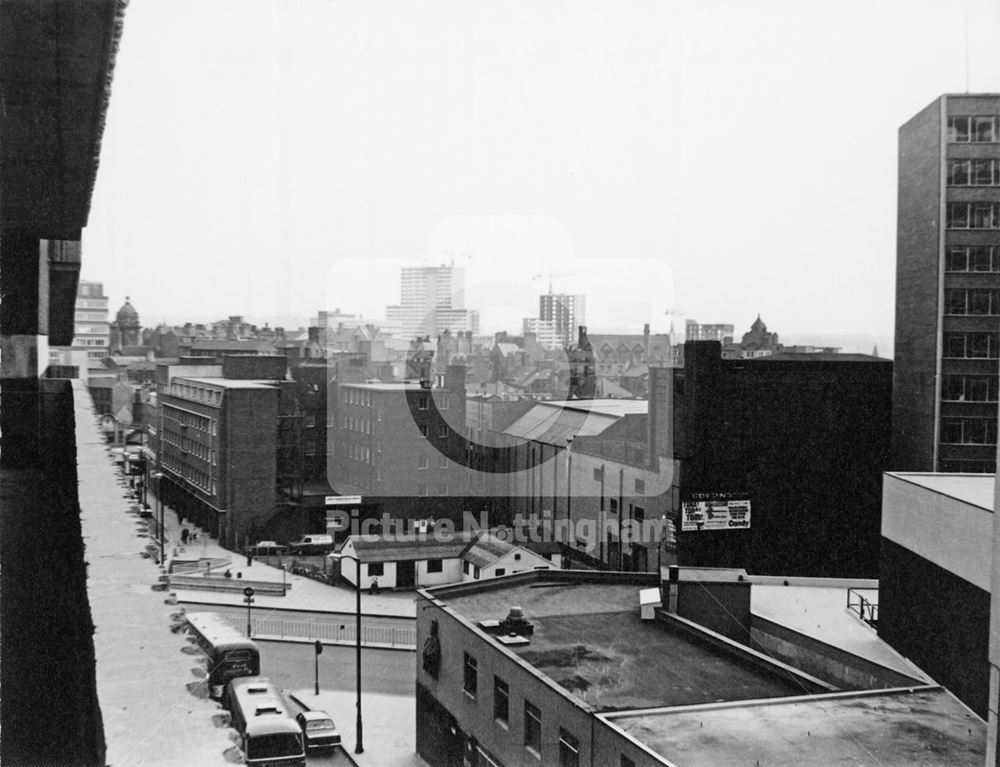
[181, 528, 189, 544]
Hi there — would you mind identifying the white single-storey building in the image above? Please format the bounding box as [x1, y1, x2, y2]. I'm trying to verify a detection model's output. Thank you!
[332, 531, 557, 590]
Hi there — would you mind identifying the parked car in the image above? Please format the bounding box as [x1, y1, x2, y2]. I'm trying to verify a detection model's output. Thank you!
[248, 540, 286, 556]
[295, 710, 341, 752]
[288, 534, 335, 555]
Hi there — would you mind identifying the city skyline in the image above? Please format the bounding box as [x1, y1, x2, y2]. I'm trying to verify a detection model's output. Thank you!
[81, 0, 1000, 343]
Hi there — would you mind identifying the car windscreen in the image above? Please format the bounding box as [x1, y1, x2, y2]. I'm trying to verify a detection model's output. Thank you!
[306, 719, 336, 731]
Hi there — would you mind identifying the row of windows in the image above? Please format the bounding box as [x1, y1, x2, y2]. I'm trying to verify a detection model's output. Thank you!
[944, 288, 1000, 315]
[940, 417, 998, 445]
[948, 115, 1000, 143]
[942, 375, 999, 402]
[342, 415, 374, 433]
[159, 455, 217, 494]
[946, 245, 1000, 272]
[940, 458, 997, 473]
[946, 202, 1000, 230]
[948, 158, 1000, 186]
[943, 332, 1000, 358]
[162, 430, 216, 463]
[164, 405, 214, 434]
[343, 442, 374, 464]
[415, 483, 449, 496]
[169, 382, 223, 405]
[417, 453, 450, 469]
[343, 389, 375, 406]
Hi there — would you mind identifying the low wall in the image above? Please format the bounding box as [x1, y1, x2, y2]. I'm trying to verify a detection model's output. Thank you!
[749, 614, 923, 691]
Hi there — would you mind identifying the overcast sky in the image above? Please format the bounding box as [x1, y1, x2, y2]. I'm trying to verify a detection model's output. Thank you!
[84, 0, 1000, 342]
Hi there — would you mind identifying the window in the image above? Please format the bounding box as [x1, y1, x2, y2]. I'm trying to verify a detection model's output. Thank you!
[635, 478, 646, 494]
[474, 565, 481, 579]
[945, 289, 1000, 315]
[949, 115, 999, 143]
[948, 159, 971, 185]
[620, 757, 636, 767]
[944, 331, 999, 358]
[418, 455, 429, 469]
[426, 558, 443, 573]
[495, 568, 506, 577]
[941, 417, 998, 445]
[463, 653, 478, 698]
[609, 498, 619, 514]
[367, 562, 384, 577]
[417, 483, 428, 496]
[524, 701, 542, 754]
[463, 560, 470, 574]
[949, 202, 1000, 229]
[438, 454, 449, 469]
[418, 396, 429, 411]
[942, 375, 999, 402]
[631, 505, 645, 522]
[438, 425, 449, 439]
[419, 424, 428, 438]
[493, 678, 509, 726]
[559, 729, 580, 767]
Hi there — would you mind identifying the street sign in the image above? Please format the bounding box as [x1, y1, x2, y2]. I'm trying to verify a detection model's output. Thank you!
[243, 586, 255, 598]
[325, 495, 362, 506]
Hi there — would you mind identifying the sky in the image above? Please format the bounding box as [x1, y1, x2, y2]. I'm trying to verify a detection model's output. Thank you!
[84, 0, 1000, 344]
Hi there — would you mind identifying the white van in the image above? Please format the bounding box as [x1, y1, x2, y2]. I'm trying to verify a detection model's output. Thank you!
[289, 534, 335, 555]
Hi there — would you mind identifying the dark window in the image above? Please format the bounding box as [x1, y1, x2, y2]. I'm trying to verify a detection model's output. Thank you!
[426, 558, 443, 573]
[948, 202, 970, 228]
[621, 757, 636, 767]
[974, 159, 998, 185]
[367, 562, 383, 577]
[418, 396, 429, 411]
[609, 498, 619, 514]
[438, 425, 449, 439]
[948, 159, 971, 184]
[631, 505, 645, 522]
[559, 729, 580, 767]
[419, 424, 428, 437]
[524, 700, 542, 753]
[975, 116, 997, 142]
[495, 568, 506, 577]
[493, 677, 509, 725]
[941, 417, 998, 445]
[949, 116, 971, 142]
[593, 467, 604, 481]
[463, 653, 477, 697]
[946, 247, 969, 271]
[463, 560, 470, 574]
[972, 246, 996, 271]
[474, 566, 481, 579]
[635, 478, 646, 494]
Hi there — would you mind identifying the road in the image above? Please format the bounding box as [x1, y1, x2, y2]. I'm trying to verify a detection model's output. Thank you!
[258, 639, 415, 696]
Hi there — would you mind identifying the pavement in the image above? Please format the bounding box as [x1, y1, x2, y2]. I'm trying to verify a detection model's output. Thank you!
[158, 508, 417, 620]
[288, 689, 428, 767]
[74, 382, 234, 767]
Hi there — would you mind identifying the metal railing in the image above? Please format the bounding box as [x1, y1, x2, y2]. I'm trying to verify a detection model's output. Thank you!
[846, 587, 878, 628]
[251, 617, 416, 650]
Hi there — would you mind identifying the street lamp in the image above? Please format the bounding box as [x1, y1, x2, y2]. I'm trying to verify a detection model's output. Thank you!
[657, 513, 667, 575]
[281, 564, 286, 596]
[243, 586, 255, 638]
[152, 471, 164, 564]
[331, 552, 364, 755]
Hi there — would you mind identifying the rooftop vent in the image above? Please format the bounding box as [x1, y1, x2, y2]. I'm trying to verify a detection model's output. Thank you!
[499, 605, 534, 636]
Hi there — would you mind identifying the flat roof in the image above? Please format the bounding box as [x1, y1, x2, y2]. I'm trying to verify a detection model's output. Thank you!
[886, 472, 994, 511]
[174, 376, 278, 390]
[606, 688, 985, 766]
[444, 582, 801, 712]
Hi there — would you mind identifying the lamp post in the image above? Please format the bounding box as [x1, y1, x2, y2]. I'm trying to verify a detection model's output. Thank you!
[281, 564, 286, 595]
[152, 471, 164, 564]
[332, 553, 364, 754]
[657, 514, 667, 575]
[243, 586, 255, 637]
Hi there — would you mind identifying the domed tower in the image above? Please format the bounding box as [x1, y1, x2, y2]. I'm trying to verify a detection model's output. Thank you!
[110, 297, 141, 351]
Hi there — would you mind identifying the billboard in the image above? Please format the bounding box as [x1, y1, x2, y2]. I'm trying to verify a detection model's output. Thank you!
[681, 492, 751, 532]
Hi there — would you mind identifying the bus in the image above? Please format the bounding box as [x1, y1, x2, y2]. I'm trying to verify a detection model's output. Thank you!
[185, 611, 261, 699]
[225, 677, 305, 767]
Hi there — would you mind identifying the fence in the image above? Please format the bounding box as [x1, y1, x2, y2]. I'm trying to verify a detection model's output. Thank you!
[846, 587, 878, 628]
[251, 616, 416, 650]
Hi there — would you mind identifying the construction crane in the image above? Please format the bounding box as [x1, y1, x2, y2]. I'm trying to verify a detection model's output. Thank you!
[531, 272, 581, 294]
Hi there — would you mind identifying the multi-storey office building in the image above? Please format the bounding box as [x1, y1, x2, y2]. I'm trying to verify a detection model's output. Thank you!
[539, 292, 585, 348]
[49, 279, 111, 372]
[155, 363, 280, 548]
[385, 264, 477, 340]
[893, 93, 1000, 473]
[329, 367, 470, 524]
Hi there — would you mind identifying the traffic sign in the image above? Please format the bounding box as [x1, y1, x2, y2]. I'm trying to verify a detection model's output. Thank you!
[243, 586, 255, 597]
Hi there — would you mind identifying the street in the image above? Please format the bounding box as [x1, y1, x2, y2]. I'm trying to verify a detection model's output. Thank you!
[186, 602, 416, 635]
[258, 639, 415, 697]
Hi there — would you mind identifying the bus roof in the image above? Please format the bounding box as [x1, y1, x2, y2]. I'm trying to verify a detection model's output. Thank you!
[186, 612, 258, 651]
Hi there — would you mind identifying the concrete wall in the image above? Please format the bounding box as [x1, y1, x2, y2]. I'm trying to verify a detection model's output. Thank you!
[750, 615, 923, 691]
[893, 95, 944, 472]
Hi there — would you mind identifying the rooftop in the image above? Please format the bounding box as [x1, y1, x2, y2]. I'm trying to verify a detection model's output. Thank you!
[174, 376, 279, 390]
[504, 399, 648, 447]
[443, 581, 802, 712]
[606, 688, 985, 766]
[885, 472, 994, 511]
